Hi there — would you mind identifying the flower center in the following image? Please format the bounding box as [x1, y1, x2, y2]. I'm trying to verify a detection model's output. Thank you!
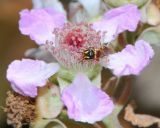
[65, 29, 85, 48]
[49, 23, 102, 69]
[53, 23, 101, 51]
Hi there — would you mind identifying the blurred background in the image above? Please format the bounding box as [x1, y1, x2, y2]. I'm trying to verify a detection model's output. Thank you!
[0, 1, 34, 127]
[0, 0, 160, 128]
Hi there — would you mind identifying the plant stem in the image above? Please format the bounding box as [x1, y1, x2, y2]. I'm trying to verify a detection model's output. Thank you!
[118, 33, 127, 48]
[52, 119, 67, 128]
[102, 76, 117, 91]
[112, 77, 121, 96]
[93, 123, 103, 128]
[117, 77, 132, 104]
[30, 118, 67, 128]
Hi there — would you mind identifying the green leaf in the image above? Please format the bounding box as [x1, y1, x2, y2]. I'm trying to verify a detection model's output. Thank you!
[138, 26, 160, 46]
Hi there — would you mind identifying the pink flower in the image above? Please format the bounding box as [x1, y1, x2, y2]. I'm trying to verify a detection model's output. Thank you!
[61, 73, 114, 123]
[6, 59, 59, 97]
[19, 4, 140, 45]
[19, 8, 66, 45]
[18, 5, 154, 77]
[92, 4, 140, 43]
[101, 40, 154, 76]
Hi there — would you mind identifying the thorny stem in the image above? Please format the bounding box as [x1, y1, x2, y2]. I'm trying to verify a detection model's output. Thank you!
[112, 77, 121, 96]
[93, 123, 103, 128]
[103, 77, 121, 97]
[117, 77, 132, 104]
[118, 33, 127, 48]
[102, 76, 117, 91]
[135, 23, 145, 39]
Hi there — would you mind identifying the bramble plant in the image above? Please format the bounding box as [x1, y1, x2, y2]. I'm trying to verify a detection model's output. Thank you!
[4, 0, 159, 128]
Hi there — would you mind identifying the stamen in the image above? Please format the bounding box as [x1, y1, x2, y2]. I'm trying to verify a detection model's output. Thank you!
[46, 23, 102, 69]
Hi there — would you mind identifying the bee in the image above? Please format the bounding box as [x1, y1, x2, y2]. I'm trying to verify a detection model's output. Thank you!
[82, 46, 111, 61]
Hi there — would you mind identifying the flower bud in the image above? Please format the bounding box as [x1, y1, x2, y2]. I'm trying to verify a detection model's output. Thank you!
[104, 0, 150, 8]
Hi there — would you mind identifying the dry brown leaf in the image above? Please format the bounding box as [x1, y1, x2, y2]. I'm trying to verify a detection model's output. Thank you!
[124, 102, 160, 127]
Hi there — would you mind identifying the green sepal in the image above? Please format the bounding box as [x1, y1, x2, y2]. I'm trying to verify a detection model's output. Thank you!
[30, 118, 67, 128]
[138, 25, 160, 46]
[34, 84, 63, 120]
[57, 65, 102, 83]
[104, 0, 149, 8]
[103, 105, 123, 128]
[57, 65, 102, 90]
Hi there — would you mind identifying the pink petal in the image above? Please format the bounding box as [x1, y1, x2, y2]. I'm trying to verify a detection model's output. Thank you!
[92, 19, 118, 43]
[6, 59, 59, 97]
[101, 40, 154, 76]
[19, 8, 66, 45]
[61, 73, 114, 124]
[92, 4, 140, 43]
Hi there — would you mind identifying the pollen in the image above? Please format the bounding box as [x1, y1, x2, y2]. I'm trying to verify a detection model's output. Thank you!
[65, 28, 85, 48]
[54, 23, 101, 50]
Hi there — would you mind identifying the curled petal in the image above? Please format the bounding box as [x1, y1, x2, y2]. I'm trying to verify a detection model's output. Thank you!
[19, 8, 66, 45]
[92, 4, 140, 43]
[102, 40, 154, 76]
[92, 19, 118, 43]
[61, 73, 114, 124]
[103, 4, 140, 33]
[7, 59, 59, 97]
